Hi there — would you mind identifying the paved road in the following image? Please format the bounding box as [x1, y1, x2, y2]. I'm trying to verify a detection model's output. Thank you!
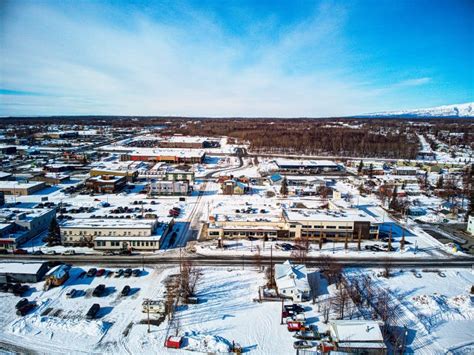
[2, 253, 473, 268]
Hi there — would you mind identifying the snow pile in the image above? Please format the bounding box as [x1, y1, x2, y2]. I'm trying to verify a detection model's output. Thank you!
[183, 332, 232, 353]
[412, 294, 474, 322]
[9, 315, 108, 344]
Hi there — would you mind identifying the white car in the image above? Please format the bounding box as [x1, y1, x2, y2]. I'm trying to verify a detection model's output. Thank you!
[62, 250, 76, 255]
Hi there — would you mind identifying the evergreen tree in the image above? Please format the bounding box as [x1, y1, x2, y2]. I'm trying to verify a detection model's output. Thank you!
[46, 218, 61, 246]
[436, 175, 444, 189]
[280, 177, 288, 196]
[357, 160, 364, 174]
[368, 163, 374, 178]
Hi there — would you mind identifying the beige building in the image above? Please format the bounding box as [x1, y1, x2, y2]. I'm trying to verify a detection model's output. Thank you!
[60, 219, 169, 251]
[207, 204, 379, 241]
[0, 181, 46, 196]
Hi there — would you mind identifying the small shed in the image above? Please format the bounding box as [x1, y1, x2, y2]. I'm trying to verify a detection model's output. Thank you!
[165, 336, 183, 349]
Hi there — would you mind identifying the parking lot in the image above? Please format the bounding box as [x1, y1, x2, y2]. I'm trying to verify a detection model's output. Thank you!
[0, 265, 171, 353]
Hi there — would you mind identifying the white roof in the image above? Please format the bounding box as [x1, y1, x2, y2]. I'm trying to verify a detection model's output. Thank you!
[0, 171, 12, 178]
[284, 208, 377, 223]
[61, 219, 156, 229]
[0, 181, 45, 189]
[329, 320, 384, 343]
[275, 159, 339, 168]
[0, 261, 46, 275]
[275, 260, 310, 292]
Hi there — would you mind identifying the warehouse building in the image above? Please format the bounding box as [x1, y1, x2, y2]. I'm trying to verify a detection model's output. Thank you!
[0, 181, 46, 196]
[0, 261, 49, 283]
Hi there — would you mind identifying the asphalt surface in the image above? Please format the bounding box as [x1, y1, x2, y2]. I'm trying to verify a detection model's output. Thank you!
[1, 253, 473, 268]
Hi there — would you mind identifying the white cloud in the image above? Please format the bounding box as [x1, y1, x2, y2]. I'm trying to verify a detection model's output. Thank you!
[0, 2, 408, 117]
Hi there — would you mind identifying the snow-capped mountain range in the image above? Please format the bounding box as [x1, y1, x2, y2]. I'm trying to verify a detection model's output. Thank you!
[359, 102, 474, 118]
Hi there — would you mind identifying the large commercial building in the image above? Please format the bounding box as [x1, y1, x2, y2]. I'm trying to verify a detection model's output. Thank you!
[207, 204, 379, 241]
[0, 181, 46, 196]
[274, 159, 344, 175]
[121, 148, 206, 164]
[0, 208, 56, 250]
[90, 168, 139, 182]
[61, 218, 170, 251]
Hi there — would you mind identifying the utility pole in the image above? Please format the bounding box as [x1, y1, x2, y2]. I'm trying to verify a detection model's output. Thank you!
[270, 245, 273, 288]
[147, 300, 151, 333]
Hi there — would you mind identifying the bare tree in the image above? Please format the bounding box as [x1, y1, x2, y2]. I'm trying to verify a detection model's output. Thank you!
[382, 258, 393, 278]
[321, 297, 332, 324]
[333, 284, 350, 319]
[253, 245, 263, 272]
[180, 261, 202, 302]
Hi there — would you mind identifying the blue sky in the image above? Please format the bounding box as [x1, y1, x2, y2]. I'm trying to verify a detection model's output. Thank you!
[0, 0, 473, 117]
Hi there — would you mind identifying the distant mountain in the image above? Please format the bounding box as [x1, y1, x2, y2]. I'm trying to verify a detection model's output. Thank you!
[359, 102, 474, 118]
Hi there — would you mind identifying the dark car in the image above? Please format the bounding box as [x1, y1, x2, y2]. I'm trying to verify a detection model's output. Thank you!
[86, 268, 97, 277]
[86, 303, 100, 320]
[16, 302, 36, 316]
[119, 249, 132, 256]
[13, 249, 28, 255]
[15, 298, 29, 309]
[14, 285, 29, 296]
[32, 250, 44, 255]
[96, 269, 105, 277]
[114, 269, 124, 278]
[124, 268, 132, 277]
[0, 283, 10, 292]
[284, 304, 305, 314]
[92, 284, 106, 297]
[132, 269, 141, 277]
[0, 249, 8, 254]
[121, 285, 131, 296]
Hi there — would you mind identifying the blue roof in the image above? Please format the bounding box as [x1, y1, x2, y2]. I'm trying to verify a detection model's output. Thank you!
[270, 173, 282, 182]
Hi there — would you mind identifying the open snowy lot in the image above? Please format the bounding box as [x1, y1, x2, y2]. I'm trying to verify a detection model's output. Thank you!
[345, 268, 474, 354]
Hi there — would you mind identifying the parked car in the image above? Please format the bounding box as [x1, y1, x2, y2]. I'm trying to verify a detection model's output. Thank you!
[124, 268, 132, 277]
[13, 284, 29, 296]
[121, 285, 131, 296]
[293, 330, 320, 340]
[293, 340, 313, 349]
[284, 304, 305, 314]
[66, 288, 76, 298]
[0, 249, 9, 254]
[45, 250, 58, 255]
[86, 304, 100, 319]
[103, 251, 114, 256]
[62, 249, 76, 255]
[114, 269, 124, 278]
[86, 268, 97, 277]
[96, 269, 105, 277]
[15, 298, 29, 309]
[0, 283, 10, 292]
[287, 321, 305, 332]
[13, 249, 28, 255]
[105, 270, 113, 278]
[16, 302, 36, 316]
[32, 250, 44, 255]
[132, 269, 141, 277]
[92, 284, 106, 297]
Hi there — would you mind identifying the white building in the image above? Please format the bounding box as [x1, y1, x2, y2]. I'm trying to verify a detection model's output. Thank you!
[275, 260, 310, 302]
[329, 320, 387, 354]
[468, 215, 474, 236]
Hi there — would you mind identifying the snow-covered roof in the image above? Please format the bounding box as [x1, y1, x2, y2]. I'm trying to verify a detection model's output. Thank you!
[275, 260, 310, 292]
[275, 159, 340, 168]
[0, 261, 46, 275]
[0, 181, 45, 189]
[283, 207, 377, 223]
[329, 320, 384, 343]
[61, 219, 157, 229]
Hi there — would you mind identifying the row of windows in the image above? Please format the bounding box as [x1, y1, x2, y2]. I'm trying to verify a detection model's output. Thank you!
[63, 230, 149, 237]
[95, 240, 158, 247]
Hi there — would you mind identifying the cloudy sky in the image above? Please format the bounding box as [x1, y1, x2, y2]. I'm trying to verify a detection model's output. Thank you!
[1, 0, 473, 117]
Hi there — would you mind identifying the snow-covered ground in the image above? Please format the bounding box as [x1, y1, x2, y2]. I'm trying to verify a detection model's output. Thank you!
[345, 268, 474, 354]
[2, 265, 472, 354]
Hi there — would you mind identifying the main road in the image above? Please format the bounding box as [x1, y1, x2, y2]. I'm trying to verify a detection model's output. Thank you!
[1, 253, 473, 268]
